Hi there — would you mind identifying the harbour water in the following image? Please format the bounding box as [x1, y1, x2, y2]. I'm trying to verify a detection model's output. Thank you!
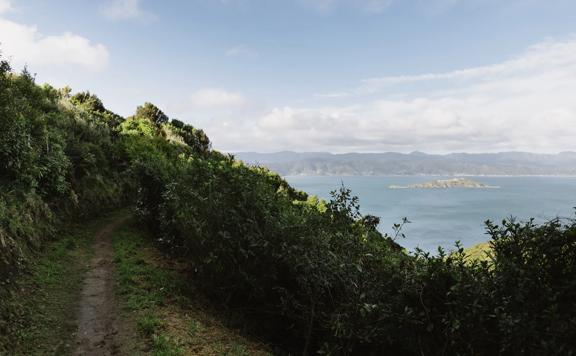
[285, 176, 576, 252]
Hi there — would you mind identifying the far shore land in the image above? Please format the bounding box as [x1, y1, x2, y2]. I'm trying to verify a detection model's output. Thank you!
[282, 174, 576, 178]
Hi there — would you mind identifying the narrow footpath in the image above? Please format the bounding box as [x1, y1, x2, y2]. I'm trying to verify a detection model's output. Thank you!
[74, 215, 129, 356]
[0, 213, 272, 355]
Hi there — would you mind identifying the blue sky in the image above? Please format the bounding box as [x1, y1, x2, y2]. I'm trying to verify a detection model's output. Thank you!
[1, 0, 576, 153]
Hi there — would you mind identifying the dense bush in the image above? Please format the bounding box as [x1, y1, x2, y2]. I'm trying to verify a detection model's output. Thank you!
[127, 133, 576, 354]
[0, 56, 215, 338]
[0, 59, 131, 336]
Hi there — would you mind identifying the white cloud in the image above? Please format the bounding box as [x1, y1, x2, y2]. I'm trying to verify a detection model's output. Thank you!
[218, 0, 509, 15]
[356, 37, 576, 94]
[361, 0, 394, 13]
[217, 0, 394, 13]
[0, 17, 109, 71]
[190, 88, 248, 109]
[301, 0, 393, 13]
[204, 36, 576, 153]
[300, 0, 477, 14]
[225, 45, 259, 58]
[216, 0, 471, 14]
[0, 0, 12, 15]
[100, 0, 156, 21]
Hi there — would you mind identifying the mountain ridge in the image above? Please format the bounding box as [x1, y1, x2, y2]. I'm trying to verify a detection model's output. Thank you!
[234, 151, 576, 176]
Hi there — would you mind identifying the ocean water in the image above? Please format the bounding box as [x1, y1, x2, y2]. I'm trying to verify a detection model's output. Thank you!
[284, 176, 576, 253]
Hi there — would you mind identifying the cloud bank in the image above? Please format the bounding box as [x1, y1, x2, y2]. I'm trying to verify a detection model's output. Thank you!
[0, 3, 109, 71]
[0, 0, 11, 15]
[204, 36, 576, 153]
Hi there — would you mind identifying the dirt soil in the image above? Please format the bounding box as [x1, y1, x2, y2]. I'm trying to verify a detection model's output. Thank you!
[74, 215, 130, 356]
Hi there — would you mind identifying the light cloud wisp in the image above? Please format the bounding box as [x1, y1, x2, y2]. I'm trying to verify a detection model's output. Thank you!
[190, 88, 248, 109]
[100, 0, 156, 21]
[204, 36, 576, 153]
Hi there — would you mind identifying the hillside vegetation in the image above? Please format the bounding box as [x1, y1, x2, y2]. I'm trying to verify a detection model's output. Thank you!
[1, 58, 575, 355]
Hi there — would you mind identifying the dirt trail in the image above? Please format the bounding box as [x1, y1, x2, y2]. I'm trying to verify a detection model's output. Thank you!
[74, 215, 130, 356]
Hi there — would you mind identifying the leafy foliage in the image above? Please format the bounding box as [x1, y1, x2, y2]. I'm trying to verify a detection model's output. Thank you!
[134, 102, 169, 126]
[127, 131, 576, 354]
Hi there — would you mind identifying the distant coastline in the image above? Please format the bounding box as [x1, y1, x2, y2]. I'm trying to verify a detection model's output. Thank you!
[282, 173, 576, 178]
[235, 151, 576, 177]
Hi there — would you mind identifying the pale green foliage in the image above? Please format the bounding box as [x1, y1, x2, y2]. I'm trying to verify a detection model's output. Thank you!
[120, 116, 159, 137]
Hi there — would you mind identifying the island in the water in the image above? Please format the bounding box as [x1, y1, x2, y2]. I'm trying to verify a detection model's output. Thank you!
[389, 178, 500, 189]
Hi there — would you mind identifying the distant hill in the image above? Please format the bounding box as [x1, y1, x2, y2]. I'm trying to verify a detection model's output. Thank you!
[234, 151, 576, 176]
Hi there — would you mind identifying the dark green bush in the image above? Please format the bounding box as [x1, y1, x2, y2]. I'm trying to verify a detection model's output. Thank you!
[127, 130, 576, 355]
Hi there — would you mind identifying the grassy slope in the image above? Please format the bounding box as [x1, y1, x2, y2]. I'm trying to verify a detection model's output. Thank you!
[112, 218, 272, 356]
[0, 214, 122, 355]
[464, 241, 492, 262]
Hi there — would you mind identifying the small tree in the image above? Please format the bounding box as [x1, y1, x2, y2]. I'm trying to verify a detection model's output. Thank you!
[71, 91, 106, 113]
[134, 102, 169, 126]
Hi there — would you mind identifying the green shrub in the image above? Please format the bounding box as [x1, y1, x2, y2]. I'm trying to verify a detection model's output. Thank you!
[128, 130, 576, 354]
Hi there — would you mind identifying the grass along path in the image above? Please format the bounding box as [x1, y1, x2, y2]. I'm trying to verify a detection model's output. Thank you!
[0, 212, 272, 355]
[112, 218, 272, 356]
[0, 213, 125, 355]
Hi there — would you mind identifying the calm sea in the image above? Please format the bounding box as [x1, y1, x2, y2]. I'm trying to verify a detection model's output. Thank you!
[284, 176, 576, 252]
